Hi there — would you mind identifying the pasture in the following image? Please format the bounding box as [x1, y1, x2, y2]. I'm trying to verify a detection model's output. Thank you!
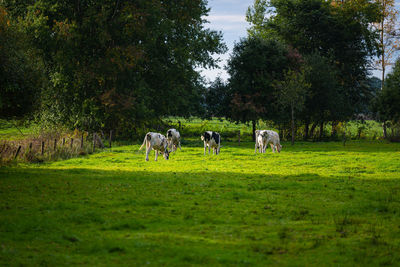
[1, 140, 400, 265]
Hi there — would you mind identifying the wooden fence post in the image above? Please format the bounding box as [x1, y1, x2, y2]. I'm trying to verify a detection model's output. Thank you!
[54, 139, 57, 151]
[29, 143, 32, 151]
[62, 138, 65, 146]
[238, 130, 241, 146]
[81, 133, 84, 149]
[70, 138, 74, 149]
[41, 141, 45, 155]
[109, 130, 113, 148]
[14, 145, 21, 160]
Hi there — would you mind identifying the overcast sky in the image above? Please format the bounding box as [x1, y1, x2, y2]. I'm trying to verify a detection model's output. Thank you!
[200, 0, 400, 83]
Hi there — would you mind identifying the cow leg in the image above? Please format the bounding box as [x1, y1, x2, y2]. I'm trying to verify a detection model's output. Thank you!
[270, 143, 274, 153]
[145, 146, 150, 161]
[155, 150, 158, 161]
[208, 145, 211, 155]
[255, 143, 258, 154]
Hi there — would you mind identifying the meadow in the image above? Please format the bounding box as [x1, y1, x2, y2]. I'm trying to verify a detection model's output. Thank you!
[1, 138, 400, 266]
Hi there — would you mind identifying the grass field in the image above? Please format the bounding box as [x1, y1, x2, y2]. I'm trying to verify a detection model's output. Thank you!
[1, 140, 400, 266]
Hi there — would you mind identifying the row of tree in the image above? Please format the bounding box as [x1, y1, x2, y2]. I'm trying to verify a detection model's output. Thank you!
[205, 0, 399, 142]
[1, 0, 400, 141]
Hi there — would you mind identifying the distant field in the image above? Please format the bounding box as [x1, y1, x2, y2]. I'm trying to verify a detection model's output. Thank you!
[1, 140, 400, 265]
[1, 118, 383, 142]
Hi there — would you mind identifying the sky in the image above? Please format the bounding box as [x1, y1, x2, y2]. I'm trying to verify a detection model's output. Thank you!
[199, 0, 254, 82]
[199, 0, 400, 83]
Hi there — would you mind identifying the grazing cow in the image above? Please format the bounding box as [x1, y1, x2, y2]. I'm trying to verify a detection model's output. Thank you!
[166, 128, 181, 152]
[139, 132, 170, 161]
[255, 130, 282, 153]
[201, 131, 221, 155]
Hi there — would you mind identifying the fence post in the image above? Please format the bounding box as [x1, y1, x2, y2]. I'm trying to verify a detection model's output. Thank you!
[29, 143, 32, 151]
[62, 138, 65, 146]
[54, 139, 57, 151]
[41, 141, 45, 155]
[109, 130, 113, 148]
[81, 133, 84, 149]
[14, 145, 21, 160]
[238, 130, 241, 146]
[70, 138, 74, 149]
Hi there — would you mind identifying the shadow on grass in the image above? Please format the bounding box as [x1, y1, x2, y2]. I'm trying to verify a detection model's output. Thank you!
[1, 167, 400, 265]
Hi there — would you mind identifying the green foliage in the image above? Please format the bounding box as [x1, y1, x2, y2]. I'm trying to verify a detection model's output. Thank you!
[204, 77, 230, 118]
[227, 37, 289, 124]
[0, 7, 42, 119]
[246, 0, 382, 121]
[1, 0, 226, 134]
[375, 58, 400, 122]
[1, 141, 400, 265]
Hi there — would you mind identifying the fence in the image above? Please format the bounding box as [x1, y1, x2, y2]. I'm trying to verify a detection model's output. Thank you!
[0, 130, 113, 164]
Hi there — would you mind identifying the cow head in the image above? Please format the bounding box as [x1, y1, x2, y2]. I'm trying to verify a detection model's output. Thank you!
[163, 139, 170, 160]
[277, 144, 282, 153]
[163, 149, 170, 160]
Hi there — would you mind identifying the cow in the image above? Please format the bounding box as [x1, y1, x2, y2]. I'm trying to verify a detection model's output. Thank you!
[139, 132, 170, 161]
[255, 130, 282, 153]
[166, 128, 181, 152]
[201, 131, 221, 155]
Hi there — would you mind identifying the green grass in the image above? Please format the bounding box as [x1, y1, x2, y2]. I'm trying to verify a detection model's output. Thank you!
[1, 140, 400, 266]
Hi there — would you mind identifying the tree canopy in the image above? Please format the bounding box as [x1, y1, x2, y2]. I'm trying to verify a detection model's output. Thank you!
[1, 0, 226, 134]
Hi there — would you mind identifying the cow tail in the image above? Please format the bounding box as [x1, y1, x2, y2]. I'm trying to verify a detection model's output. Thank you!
[139, 133, 149, 151]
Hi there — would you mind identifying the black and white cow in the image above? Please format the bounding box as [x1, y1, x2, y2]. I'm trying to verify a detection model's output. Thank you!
[166, 128, 181, 152]
[139, 132, 170, 161]
[201, 131, 221, 155]
[255, 130, 282, 153]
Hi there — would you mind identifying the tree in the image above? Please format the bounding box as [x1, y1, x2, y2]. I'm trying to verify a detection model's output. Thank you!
[204, 77, 230, 118]
[374, 58, 400, 124]
[274, 69, 310, 145]
[0, 6, 42, 119]
[373, 0, 399, 90]
[2, 0, 226, 135]
[226, 37, 289, 140]
[246, 0, 382, 121]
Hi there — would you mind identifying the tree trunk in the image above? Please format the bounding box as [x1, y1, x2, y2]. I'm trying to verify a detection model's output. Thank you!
[304, 121, 309, 141]
[310, 122, 317, 140]
[331, 121, 337, 139]
[319, 122, 324, 140]
[291, 105, 295, 145]
[252, 120, 256, 141]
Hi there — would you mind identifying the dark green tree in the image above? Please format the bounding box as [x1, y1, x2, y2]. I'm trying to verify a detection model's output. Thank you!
[0, 6, 42, 120]
[2, 0, 226, 135]
[226, 37, 290, 140]
[204, 77, 230, 119]
[374, 58, 400, 123]
[247, 0, 382, 122]
[274, 68, 310, 145]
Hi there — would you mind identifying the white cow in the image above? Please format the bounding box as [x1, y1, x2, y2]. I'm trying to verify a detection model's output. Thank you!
[255, 130, 282, 153]
[201, 131, 221, 155]
[166, 128, 181, 152]
[139, 132, 170, 161]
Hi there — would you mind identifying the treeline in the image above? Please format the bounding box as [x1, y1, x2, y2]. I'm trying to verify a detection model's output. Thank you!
[1, 0, 400, 142]
[204, 0, 399, 142]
